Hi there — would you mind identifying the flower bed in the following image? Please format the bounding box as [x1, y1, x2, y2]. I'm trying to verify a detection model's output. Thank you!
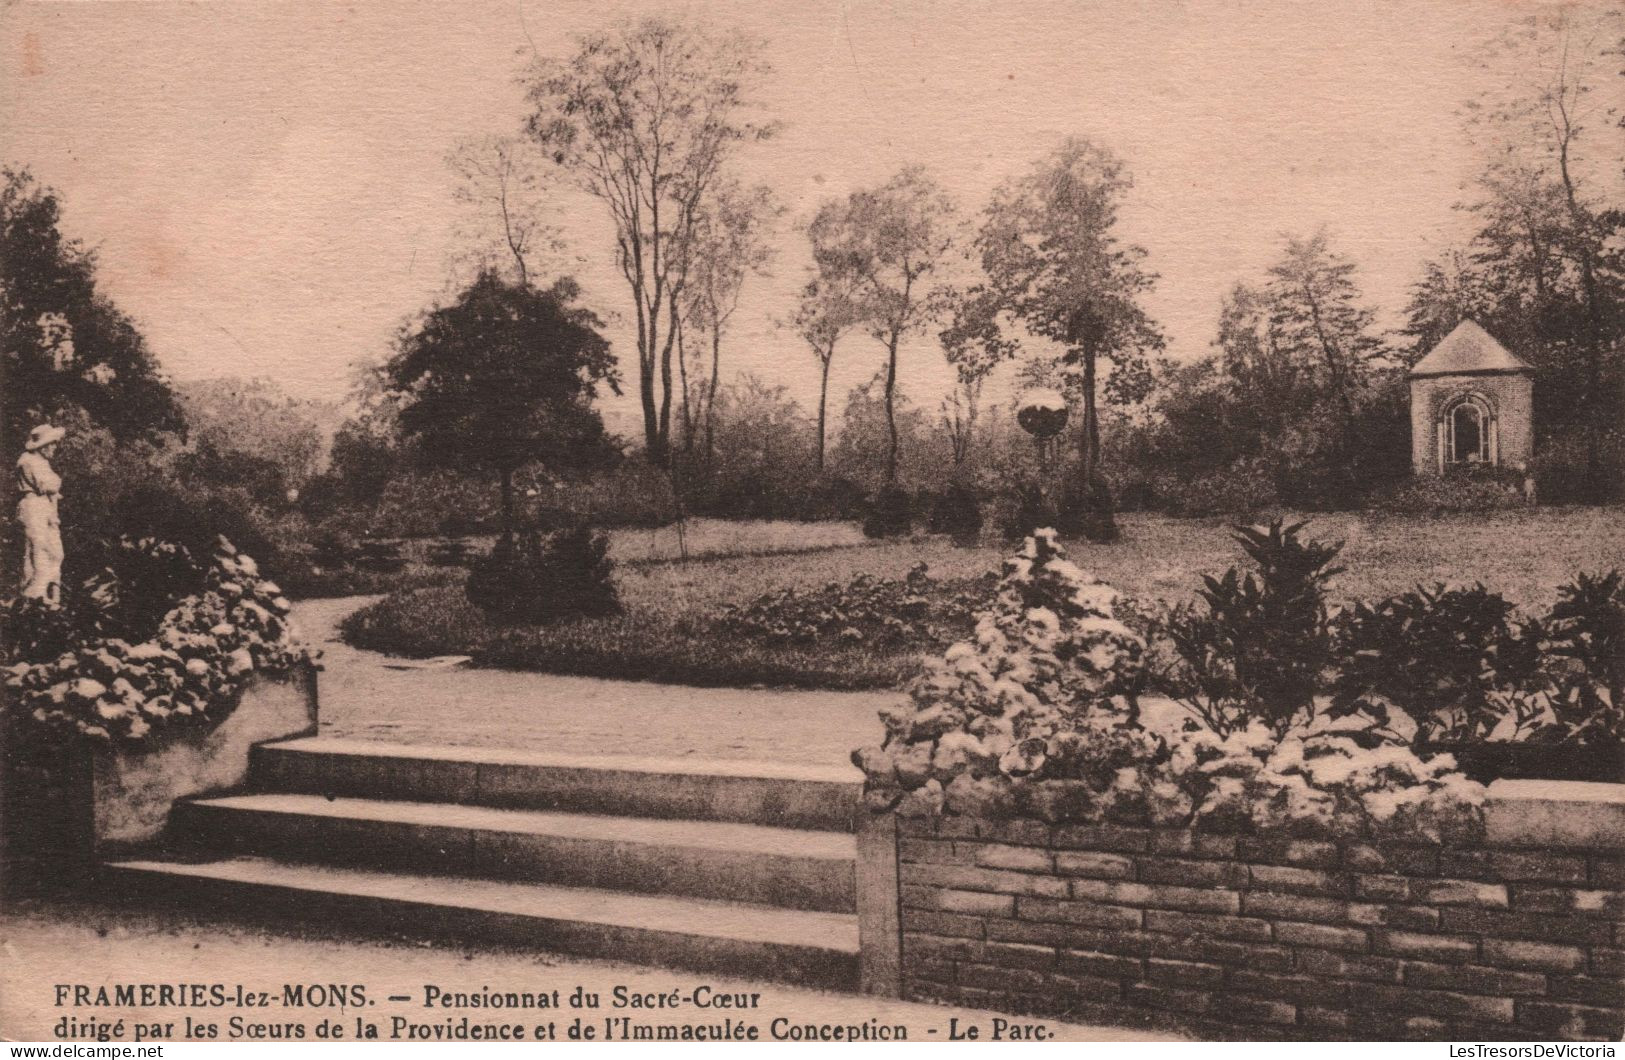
[3, 537, 309, 746]
[852, 531, 1486, 843]
[716, 562, 994, 653]
[850, 531, 1623, 1039]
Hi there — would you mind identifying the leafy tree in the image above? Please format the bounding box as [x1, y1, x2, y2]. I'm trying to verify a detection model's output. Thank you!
[790, 272, 863, 472]
[807, 167, 959, 485]
[675, 178, 780, 461]
[966, 139, 1163, 537]
[381, 272, 620, 535]
[1132, 232, 1405, 512]
[1405, 9, 1624, 500]
[829, 370, 940, 492]
[1263, 229, 1389, 412]
[522, 17, 776, 466]
[1, 168, 181, 455]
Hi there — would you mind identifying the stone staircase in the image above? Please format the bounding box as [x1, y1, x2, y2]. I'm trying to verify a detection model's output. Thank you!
[105, 737, 864, 990]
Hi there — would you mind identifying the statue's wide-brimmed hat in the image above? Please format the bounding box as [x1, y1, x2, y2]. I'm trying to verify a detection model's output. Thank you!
[24, 424, 65, 451]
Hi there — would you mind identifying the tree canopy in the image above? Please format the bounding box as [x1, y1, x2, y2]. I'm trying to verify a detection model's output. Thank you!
[1, 168, 181, 456]
[961, 137, 1162, 536]
[807, 167, 959, 485]
[522, 17, 775, 466]
[382, 272, 620, 530]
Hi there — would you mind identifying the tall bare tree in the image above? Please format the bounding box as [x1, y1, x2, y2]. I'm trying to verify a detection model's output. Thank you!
[447, 135, 561, 288]
[806, 167, 958, 484]
[522, 18, 776, 466]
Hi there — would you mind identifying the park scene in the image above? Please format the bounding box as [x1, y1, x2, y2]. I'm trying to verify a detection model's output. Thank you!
[2, 0, 1623, 1044]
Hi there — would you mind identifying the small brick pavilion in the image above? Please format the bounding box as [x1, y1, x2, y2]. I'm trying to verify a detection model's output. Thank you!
[1408, 320, 1535, 478]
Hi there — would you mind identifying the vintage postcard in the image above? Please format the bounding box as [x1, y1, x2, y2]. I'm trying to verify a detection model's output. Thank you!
[2, 0, 1622, 1047]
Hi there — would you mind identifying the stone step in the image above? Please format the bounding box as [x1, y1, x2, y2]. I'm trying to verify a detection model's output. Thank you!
[251, 738, 861, 833]
[105, 856, 858, 991]
[171, 794, 857, 913]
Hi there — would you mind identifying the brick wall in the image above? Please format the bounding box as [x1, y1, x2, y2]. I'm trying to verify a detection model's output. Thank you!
[886, 815, 1623, 1041]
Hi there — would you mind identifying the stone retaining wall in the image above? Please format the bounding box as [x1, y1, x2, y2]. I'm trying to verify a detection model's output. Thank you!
[1, 665, 318, 896]
[860, 782, 1625, 1041]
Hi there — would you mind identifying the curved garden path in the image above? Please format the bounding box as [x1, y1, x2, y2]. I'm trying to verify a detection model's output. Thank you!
[296, 597, 888, 769]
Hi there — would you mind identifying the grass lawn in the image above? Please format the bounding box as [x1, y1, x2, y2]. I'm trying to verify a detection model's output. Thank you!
[340, 506, 1625, 691]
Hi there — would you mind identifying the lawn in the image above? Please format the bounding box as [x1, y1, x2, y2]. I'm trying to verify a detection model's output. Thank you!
[340, 506, 1625, 691]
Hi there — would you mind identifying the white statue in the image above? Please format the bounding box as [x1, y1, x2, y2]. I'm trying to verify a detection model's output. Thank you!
[16, 424, 65, 604]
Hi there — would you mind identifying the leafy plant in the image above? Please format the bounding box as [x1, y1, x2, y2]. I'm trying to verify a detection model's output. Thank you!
[3, 538, 306, 745]
[1542, 570, 1624, 745]
[852, 530, 1155, 820]
[1330, 583, 1543, 745]
[465, 525, 619, 625]
[715, 562, 993, 652]
[1158, 520, 1344, 736]
[852, 530, 1484, 841]
[80, 536, 206, 641]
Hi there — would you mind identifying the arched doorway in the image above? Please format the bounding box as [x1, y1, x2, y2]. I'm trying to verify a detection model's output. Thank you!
[1442, 394, 1494, 467]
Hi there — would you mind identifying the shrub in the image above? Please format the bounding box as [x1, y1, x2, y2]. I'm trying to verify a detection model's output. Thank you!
[1157, 520, 1344, 736]
[862, 485, 913, 539]
[1375, 463, 1529, 514]
[797, 476, 869, 522]
[1153, 458, 1279, 518]
[1532, 430, 1625, 506]
[1330, 583, 1546, 745]
[1542, 570, 1624, 745]
[1055, 478, 1119, 543]
[78, 537, 207, 643]
[2, 538, 307, 745]
[851, 529, 1155, 819]
[926, 482, 983, 546]
[465, 525, 619, 625]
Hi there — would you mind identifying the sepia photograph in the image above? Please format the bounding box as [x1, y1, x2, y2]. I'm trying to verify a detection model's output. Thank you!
[1, 0, 1622, 1046]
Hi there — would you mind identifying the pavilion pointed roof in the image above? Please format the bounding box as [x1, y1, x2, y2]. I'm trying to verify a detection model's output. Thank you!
[1409, 319, 1533, 378]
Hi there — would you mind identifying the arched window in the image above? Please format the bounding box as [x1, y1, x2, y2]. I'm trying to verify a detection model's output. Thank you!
[1442, 394, 1494, 466]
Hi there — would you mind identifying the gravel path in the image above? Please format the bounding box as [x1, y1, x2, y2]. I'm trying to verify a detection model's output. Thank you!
[298, 598, 891, 769]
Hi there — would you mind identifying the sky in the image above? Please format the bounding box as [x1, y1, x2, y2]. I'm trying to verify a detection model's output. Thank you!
[0, 0, 1566, 437]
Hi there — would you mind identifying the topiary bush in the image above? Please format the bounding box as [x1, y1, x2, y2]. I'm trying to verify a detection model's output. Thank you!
[926, 482, 983, 547]
[465, 525, 619, 625]
[862, 485, 913, 539]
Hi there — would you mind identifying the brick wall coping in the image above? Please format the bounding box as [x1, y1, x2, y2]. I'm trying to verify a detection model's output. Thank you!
[1486, 780, 1625, 851]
